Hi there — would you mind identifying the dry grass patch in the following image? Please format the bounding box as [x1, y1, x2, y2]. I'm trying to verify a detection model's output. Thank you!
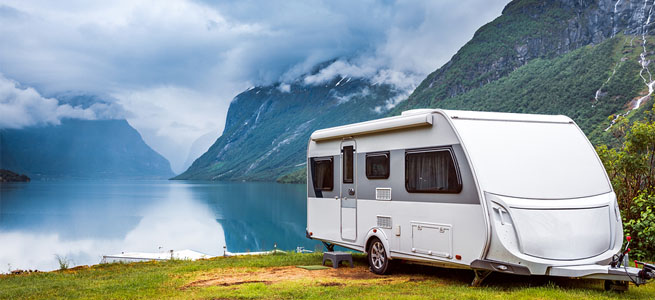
[183, 265, 428, 289]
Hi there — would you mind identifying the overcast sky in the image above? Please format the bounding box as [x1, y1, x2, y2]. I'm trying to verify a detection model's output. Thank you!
[0, 0, 510, 173]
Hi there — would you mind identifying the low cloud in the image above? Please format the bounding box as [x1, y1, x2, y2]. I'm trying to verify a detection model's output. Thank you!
[0, 74, 123, 129]
[301, 59, 423, 99]
[373, 90, 412, 114]
[304, 60, 377, 85]
[277, 83, 290, 93]
[114, 86, 228, 174]
[331, 86, 370, 105]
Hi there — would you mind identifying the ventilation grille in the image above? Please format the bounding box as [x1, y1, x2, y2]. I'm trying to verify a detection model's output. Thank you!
[375, 188, 392, 201]
[377, 216, 392, 229]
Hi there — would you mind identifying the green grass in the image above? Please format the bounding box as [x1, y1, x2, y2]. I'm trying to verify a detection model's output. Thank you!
[1, 253, 654, 299]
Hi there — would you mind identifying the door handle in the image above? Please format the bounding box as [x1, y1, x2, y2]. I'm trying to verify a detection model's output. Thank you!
[348, 188, 355, 196]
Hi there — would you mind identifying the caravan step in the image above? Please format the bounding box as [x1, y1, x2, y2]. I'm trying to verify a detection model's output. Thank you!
[322, 251, 353, 268]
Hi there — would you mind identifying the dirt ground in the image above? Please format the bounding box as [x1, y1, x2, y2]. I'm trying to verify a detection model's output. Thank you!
[184, 265, 429, 288]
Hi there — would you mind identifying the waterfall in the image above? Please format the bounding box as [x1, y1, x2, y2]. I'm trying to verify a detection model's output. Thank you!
[593, 62, 620, 106]
[605, 0, 655, 131]
[637, 0, 654, 110]
[613, 0, 623, 37]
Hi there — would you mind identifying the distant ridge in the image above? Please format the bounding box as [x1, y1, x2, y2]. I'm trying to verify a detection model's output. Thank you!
[0, 119, 174, 179]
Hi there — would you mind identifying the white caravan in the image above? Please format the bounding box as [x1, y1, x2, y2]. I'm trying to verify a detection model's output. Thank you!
[306, 109, 654, 289]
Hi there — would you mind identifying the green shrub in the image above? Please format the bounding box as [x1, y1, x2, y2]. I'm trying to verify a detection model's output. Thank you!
[55, 255, 70, 270]
[624, 192, 655, 260]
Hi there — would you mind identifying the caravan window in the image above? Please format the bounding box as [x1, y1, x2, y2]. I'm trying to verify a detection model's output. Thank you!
[311, 157, 333, 191]
[366, 152, 390, 179]
[405, 148, 462, 193]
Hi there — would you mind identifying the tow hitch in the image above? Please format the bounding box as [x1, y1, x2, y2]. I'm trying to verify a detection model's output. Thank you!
[636, 261, 655, 281]
[604, 236, 654, 290]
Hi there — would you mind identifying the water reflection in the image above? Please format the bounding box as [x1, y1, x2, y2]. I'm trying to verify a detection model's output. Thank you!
[0, 180, 316, 272]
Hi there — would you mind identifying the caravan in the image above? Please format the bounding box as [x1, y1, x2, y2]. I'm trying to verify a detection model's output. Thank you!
[306, 109, 654, 288]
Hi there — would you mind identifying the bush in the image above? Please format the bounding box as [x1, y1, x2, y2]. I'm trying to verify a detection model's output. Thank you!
[55, 255, 70, 270]
[624, 192, 655, 260]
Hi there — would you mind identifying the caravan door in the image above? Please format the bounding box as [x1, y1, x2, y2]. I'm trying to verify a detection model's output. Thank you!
[340, 139, 357, 241]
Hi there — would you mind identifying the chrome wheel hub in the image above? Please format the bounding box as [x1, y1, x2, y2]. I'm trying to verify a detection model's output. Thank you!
[370, 241, 385, 269]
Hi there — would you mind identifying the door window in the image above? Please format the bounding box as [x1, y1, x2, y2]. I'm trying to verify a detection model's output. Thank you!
[343, 146, 354, 183]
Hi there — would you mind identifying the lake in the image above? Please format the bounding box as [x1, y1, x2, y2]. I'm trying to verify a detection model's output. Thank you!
[0, 180, 320, 272]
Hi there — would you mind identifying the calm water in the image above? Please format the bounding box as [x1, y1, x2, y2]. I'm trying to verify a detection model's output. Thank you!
[0, 180, 319, 272]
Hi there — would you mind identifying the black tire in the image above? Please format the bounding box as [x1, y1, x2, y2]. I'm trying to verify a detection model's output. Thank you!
[604, 280, 628, 292]
[367, 237, 390, 275]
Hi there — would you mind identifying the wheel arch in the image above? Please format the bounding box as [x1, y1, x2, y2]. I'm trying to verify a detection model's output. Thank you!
[364, 228, 392, 259]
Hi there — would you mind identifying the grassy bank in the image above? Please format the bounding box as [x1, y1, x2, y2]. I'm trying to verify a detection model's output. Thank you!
[1, 253, 654, 299]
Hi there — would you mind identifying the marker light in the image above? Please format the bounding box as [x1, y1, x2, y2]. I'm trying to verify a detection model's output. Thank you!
[373, 229, 377, 233]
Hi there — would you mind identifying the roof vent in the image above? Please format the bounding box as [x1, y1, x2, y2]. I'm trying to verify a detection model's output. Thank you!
[401, 109, 438, 116]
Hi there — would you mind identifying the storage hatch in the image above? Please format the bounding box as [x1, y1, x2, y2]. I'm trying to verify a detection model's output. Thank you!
[410, 222, 452, 258]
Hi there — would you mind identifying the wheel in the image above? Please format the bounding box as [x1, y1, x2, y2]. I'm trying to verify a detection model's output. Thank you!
[367, 237, 390, 274]
[604, 280, 628, 292]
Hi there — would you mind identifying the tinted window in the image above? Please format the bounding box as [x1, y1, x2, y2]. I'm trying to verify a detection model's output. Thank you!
[366, 152, 390, 179]
[343, 146, 354, 183]
[311, 157, 333, 191]
[405, 148, 461, 193]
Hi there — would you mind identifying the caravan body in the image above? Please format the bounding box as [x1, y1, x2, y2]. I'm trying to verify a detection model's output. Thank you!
[306, 109, 647, 283]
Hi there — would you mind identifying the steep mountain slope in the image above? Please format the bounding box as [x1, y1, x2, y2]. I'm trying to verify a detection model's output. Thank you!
[396, 0, 655, 111]
[174, 75, 402, 181]
[415, 34, 650, 140]
[0, 119, 174, 179]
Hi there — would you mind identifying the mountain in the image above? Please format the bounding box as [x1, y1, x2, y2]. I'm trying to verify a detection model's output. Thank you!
[174, 72, 404, 181]
[181, 0, 655, 183]
[182, 130, 220, 173]
[0, 119, 174, 179]
[395, 0, 655, 142]
[399, 0, 650, 107]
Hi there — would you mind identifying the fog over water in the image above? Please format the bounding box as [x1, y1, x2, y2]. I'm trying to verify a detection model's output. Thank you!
[0, 181, 314, 272]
